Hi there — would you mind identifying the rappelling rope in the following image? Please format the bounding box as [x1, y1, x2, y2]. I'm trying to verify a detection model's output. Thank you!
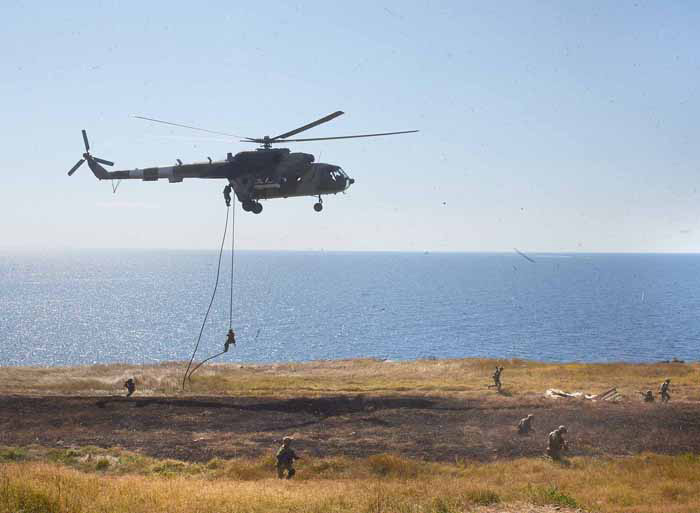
[182, 204, 231, 390]
[229, 199, 235, 329]
[187, 349, 227, 381]
[187, 202, 237, 383]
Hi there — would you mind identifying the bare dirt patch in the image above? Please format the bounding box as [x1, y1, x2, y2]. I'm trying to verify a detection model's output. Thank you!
[2, 393, 699, 463]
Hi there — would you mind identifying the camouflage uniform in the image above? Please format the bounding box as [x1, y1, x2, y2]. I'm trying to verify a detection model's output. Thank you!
[641, 390, 654, 402]
[224, 329, 236, 352]
[124, 378, 135, 398]
[546, 426, 568, 460]
[489, 366, 503, 391]
[276, 437, 299, 479]
[223, 185, 232, 207]
[659, 379, 671, 402]
[517, 414, 534, 434]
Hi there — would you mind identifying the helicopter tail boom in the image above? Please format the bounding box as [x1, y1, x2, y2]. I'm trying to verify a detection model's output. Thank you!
[86, 160, 230, 183]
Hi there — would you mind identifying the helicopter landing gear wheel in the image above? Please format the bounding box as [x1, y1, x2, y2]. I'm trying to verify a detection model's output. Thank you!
[314, 202, 323, 212]
[242, 200, 254, 212]
[252, 202, 263, 214]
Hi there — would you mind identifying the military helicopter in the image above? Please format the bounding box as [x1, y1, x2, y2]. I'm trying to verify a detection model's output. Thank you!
[67, 111, 418, 213]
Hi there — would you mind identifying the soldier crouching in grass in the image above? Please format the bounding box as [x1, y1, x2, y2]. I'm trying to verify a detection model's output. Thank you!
[517, 414, 534, 434]
[546, 425, 568, 461]
[276, 436, 300, 479]
[640, 390, 655, 402]
[124, 378, 136, 398]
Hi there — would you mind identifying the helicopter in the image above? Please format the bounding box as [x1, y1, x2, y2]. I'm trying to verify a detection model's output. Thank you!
[67, 111, 418, 213]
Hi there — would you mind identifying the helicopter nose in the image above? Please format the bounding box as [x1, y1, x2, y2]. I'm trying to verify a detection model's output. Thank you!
[349, 178, 355, 185]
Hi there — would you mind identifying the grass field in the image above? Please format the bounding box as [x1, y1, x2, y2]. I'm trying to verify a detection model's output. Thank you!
[0, 358, 697, 401]
[1, 358, 699, 512]
[2, 447, 700, 513]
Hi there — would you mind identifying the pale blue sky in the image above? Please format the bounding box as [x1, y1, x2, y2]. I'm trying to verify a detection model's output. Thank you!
[2, 1, 699, 252]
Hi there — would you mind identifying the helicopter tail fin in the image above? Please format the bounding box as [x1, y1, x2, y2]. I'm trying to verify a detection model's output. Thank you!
[86, 158, 112, 180]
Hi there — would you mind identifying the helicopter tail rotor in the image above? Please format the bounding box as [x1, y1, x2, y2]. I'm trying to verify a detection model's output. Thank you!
[67, 130, 115, 176]
[67, 158, 85, 176]
[82, 129, 90, 152]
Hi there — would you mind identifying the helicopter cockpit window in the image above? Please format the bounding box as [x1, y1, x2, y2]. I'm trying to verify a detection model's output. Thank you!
[327, 169, 344, 183]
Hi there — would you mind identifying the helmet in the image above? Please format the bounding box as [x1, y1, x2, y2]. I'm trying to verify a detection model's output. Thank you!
[527, 414, 534, 418]
[665, 378, 671, 382]
[558, 425, 567, 433]
[282, 436, 293, 443]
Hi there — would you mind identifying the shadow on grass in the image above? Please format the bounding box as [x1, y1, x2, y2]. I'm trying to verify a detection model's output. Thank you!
[95, 395, 437, 418]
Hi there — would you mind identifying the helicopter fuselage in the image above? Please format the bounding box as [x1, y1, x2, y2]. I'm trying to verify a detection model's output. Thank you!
[86, 147, 354, 213]
[71, 111, 415, 213]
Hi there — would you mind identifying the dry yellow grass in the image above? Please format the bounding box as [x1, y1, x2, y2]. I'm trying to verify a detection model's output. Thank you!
[2, 359, 698, 512]
[0, 358, 697, 402]
[2, 450, 700, 512]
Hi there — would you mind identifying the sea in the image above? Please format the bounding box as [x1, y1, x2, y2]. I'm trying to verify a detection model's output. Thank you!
[1, 250, 699, 366]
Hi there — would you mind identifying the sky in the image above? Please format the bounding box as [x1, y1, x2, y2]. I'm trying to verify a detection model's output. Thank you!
[1, 1, 699, 252]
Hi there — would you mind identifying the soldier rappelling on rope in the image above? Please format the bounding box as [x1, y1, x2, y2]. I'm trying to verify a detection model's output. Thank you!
[223, 184, 232, 207]
[224, 328, 236, 352]
[182, 193, 239, 389]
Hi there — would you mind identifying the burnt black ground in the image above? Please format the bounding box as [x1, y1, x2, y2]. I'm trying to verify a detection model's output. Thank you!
[1, 394, 699, 462]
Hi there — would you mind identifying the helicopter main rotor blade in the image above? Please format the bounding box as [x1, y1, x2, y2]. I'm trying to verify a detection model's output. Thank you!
[82, 129, 90, 151]
[270, 111, 344, 141]
[93, 157, 115, 166]
[259, 130, 419, 143]
[67, 159, 85, 176]
[133, 115, 248, 139]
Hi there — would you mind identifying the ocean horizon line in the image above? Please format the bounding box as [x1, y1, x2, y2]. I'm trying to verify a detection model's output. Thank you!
[4, 248, 700, 256]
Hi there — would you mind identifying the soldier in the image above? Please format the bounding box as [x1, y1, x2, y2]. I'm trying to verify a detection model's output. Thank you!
[276, 436, 300, 479]
[223, 184, 232, 207]
[224, 329, 236, 352]
[546, 425, 568, 460]
[659, 378, 671, 402]
[488, 366, 504, 391]
[640, 390, 654, 402]
[517, 414, 535, 434]
[124, 378, 136, 398]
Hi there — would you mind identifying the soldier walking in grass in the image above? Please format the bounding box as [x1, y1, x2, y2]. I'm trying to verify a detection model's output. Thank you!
[276, 436, 300, 479]
[124, 378, 136, 398]
[488, 366, 504, 391]
[517, 414, 534, 434]
[546, 425, 568, 460]
[659, 378, 671, 402]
